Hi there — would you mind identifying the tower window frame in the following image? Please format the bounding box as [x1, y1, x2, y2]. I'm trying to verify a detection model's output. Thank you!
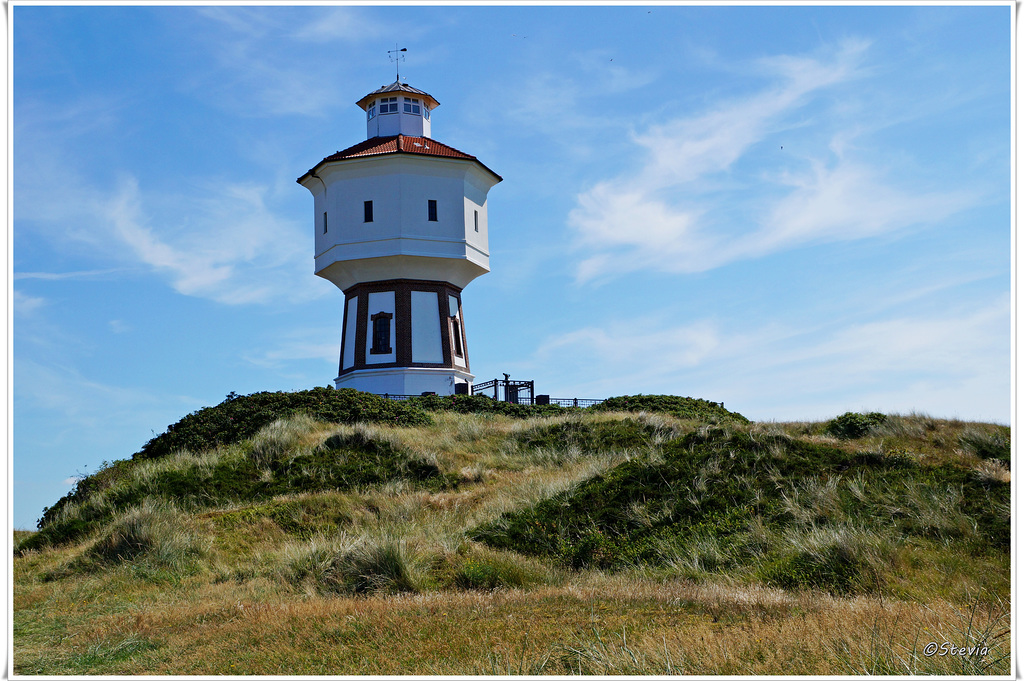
[363, 200, 374, 223]
[370, 312, 393, 355]
[379, 96, 398, 114]
[450, 315, 464, 358]
[403, 97, 421, 115]
[428, 199, 438, 222]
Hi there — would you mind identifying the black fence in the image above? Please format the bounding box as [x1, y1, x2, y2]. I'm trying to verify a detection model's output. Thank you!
[376, 391, 603, 408]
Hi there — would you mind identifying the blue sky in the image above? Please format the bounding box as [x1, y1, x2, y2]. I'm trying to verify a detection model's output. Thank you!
[10, 3, 1012, 529]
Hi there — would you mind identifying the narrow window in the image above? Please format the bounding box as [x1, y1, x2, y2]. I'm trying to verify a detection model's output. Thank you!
[450, 316, 463, 357]
[323, 211, 328, 234]
[370, 312, 393, 354]
[367, 104, 376, 120]
[423, 106, 430, 121]
[364, 200, 373, 223]
[474, 210, 479, 232]
[428, 199, 438, 222]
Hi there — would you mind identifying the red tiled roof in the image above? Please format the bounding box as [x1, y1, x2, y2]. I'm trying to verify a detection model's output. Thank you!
[298, 135, 501, 183]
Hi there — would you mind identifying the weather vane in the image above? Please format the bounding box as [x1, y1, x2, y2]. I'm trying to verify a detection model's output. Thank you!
[388, 45, 407, 81]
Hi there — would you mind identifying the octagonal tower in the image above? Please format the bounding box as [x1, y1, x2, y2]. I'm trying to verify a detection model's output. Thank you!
[298, 79, 501, 395]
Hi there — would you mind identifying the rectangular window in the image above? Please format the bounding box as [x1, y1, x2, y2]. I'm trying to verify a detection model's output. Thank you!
[323, 211, 328, 234]
[450, 316, 463, 357]
[403, 97, 421, 114]
[428, 199, 438, 222]
[379, 97, 398, 113]
[364, 200, 373, 223]
[370, 312, 393, 354]
[474, 210, 479, 232]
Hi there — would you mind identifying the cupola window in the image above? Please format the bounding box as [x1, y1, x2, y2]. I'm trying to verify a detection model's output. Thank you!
[423, 107, 430, 121]
[403, 97, 421, 115]
[428, 199, 438, 222]
[367, 103, 376, 120]
[379, 96, 398, 113]
[364, 201, 374, 223]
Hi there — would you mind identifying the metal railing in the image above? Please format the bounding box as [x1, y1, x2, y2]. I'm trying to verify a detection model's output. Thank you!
[543, 397, 604, 408]
[376, 392, 603, 408]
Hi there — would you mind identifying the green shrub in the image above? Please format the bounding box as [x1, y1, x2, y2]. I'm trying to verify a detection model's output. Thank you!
[410, 393, 569, 418]
[516, 416, 673, 452]
[37, 389, 432, 533]
[825, 412, 888, 440]
[135, 388, 430, 462]
[27, 421, 457, 552]
[758, 544, 864, 594]
[592, 395, 749, 423]
[470, 426, 1009, 591]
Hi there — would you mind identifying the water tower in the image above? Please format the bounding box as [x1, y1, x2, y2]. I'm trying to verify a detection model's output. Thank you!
[297, 78, 501, 395]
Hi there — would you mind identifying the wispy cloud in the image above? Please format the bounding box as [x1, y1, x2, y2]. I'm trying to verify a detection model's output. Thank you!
[13, 290, 47, 316]
[190, 6, 389, 118]
[14, 268, 128, 281]
[241, 328, 339, 369]
[526, 294, 1008, 422]
[101, 176, 315, 305]
[568, 39, 979, 283]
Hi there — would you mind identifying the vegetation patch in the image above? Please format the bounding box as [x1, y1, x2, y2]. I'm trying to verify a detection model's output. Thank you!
[37, 388, 431, 533]
[410, 393, 570, 418]
[825, 412, 888, 440]
[23, 422, 457, 554]
[592, 395, 749, 423]
[470, 427, 1009, 594]
[211, 495, 357, 541]
[45, 500, 208, 580]
[284, 535, 420, 596]
[958, 427, 1011, 468]
[515, 415, 674, 452]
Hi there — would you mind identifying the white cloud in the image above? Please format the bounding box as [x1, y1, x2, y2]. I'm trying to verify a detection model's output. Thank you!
[526, 295, 1009, 423]
[13, 291, 47, 316]
[567, 39, 979, 283]
[98, 176, 313, 305]
[14, 269, 127, 281]
[190, 7, 389, 118]
[241, 329, 339, 369]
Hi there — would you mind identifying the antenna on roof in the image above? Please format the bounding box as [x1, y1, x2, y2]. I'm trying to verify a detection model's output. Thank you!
[388, 45, 408, 82]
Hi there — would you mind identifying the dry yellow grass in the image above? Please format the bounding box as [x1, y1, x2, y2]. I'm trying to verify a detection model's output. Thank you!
[14, 410, 1010, 675]
[15, 564, 1009, 675]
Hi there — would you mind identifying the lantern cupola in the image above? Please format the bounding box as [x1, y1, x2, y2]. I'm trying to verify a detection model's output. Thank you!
[357, 80, 440, 139]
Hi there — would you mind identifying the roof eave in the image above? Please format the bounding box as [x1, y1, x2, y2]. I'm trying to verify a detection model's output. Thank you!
[297, 151, 501, 186]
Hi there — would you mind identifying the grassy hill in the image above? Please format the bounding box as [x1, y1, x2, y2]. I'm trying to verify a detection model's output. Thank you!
[13, 391, 1010, 675]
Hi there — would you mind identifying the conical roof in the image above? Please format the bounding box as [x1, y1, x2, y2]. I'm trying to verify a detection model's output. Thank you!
[355, 80, 439, 110]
